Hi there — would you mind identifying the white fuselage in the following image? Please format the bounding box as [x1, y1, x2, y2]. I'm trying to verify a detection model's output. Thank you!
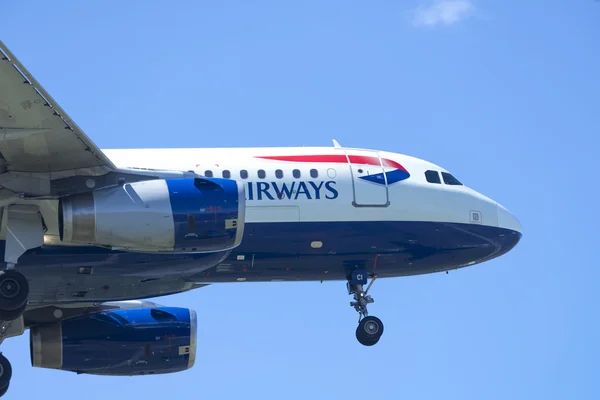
[101, 146, 521, 233]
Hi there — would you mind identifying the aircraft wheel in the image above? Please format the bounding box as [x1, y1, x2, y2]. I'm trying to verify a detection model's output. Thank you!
[0, 354, 12, 392]
[0, 302, 27, 321]
[356, 316, 384, 346]
[0, 270, 29, 311]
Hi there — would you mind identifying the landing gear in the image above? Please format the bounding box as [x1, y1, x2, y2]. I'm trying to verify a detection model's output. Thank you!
[0, 204, 39, 320]
[348, 271, 384, 346]
[0, 353, 11, 397]
[0, 270, 27, 399]
[0, 270, 29, 315]
[0, 207, 38, 398]
[356, 316, 384, 346]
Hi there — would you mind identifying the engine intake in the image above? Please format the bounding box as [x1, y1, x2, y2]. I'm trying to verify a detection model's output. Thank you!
[30, 307, 197, 376]
[59, 177, 245, 253]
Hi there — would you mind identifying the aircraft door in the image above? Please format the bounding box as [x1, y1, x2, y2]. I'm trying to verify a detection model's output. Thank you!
[345, 150, 389, 207]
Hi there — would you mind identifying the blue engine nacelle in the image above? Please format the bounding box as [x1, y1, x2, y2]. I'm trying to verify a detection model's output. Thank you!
[59, 177, 245, 253]
[30, 307, 197, 376]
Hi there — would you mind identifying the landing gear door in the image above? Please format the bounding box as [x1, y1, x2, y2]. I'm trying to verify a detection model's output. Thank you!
[345, 150, 389, 207]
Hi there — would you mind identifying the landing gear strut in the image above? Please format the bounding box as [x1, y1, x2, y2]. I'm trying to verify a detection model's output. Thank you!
[1, 205, 38, 321]
[348, 271, 384, 346]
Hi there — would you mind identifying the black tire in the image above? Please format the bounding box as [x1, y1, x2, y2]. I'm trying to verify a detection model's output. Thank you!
[0, 354, 12, 391]
[356, 316, 384, 346]
[0, 383, 8, 397]
[0, 270, 29, 311]
[356, 326, 379, 346]
[0, 302, 26, 321]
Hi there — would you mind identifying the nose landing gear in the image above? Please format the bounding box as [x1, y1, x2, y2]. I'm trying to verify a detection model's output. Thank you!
[348, 271, 384, 346]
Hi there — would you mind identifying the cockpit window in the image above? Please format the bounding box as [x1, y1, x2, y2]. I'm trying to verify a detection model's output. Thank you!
[425, 170, 441, 184]
[441, 172, 462, 186]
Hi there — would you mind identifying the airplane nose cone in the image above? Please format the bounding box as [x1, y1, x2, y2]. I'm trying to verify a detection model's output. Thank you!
[497, 203, 522, 234]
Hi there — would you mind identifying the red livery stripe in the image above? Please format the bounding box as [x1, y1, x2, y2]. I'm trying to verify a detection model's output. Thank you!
[255, 155, 407, 173]
[256, 155, 347, 164]
[348, 155, 406, 172]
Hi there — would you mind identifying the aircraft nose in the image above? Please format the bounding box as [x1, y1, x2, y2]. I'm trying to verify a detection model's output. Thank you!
[497, 203, 522, 234]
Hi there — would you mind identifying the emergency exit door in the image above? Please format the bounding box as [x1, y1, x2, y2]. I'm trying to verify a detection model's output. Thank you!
[345, 150, 389, 207]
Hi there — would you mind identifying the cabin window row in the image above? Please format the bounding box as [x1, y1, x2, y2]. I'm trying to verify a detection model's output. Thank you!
[203, 169, 320, 179]
[425, 170, 462, 186]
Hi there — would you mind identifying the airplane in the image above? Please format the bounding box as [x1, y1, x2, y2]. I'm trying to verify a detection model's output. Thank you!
[0, 40, 522, 397]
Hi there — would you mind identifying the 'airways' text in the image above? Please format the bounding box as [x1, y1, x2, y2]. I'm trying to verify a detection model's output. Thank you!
[247, 181, 338, 201]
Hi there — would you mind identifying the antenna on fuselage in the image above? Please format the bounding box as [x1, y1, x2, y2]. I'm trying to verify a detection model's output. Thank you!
[332, 139, 342, 148]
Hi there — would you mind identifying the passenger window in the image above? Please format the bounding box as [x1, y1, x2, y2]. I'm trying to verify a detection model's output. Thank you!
[442, 172, 463, 186]
[222, 170, 231, 179]
[293, 169, 301, 178]
[310, 169, 318, 178]
[240, 170, 248, 179]
[204, 170, 213, 178]
[258, 169, 266, 179]
[275, 169, 284, 179]
[425, 170, 441, 184]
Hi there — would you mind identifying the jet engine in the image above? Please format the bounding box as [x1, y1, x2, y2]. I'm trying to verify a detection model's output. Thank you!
[59, 177, 245, 253]
[30, 307, 196, 376]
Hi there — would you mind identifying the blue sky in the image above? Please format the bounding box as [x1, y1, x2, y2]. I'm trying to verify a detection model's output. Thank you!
[2, 1, 599, 399]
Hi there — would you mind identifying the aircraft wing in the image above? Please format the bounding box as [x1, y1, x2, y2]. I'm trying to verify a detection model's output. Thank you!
[0, 40, 116, 177]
